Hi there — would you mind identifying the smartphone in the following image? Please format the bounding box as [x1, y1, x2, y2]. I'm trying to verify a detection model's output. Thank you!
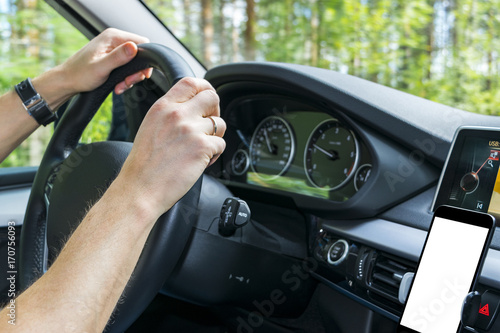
[397, 205, 495, 333]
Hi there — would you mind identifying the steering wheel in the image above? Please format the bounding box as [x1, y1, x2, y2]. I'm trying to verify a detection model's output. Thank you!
[19, 44, 199, 332]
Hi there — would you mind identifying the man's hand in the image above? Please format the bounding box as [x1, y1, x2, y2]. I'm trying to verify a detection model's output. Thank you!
[0, 28, 152, 163]
[30, 28, 153, 114]
[59, 27, 153, 95]
[114, 77, 226, 220]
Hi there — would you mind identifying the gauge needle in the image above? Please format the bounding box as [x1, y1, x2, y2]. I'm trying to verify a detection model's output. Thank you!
[263, 130, 275, 154]
[314, 144, 339, 161]
[474, 156, 493, 175]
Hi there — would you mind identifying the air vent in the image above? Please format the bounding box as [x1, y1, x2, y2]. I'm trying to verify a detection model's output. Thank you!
[367, 253, 415, 305]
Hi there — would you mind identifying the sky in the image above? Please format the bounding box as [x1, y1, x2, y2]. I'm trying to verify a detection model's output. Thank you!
[0, 0, 8, 14]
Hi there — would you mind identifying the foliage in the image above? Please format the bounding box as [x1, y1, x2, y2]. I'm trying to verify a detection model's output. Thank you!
[1, 0, 499, 167]
[146, 0, 499, 116]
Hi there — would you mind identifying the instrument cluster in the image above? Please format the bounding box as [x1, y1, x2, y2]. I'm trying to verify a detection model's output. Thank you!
[221, 96, 373, 202]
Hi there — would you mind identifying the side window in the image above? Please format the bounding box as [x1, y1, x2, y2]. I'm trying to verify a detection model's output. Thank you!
[0, 1, 112, 168]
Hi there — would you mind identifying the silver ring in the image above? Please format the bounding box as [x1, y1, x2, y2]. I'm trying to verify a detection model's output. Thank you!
[208, 116, 217, 135]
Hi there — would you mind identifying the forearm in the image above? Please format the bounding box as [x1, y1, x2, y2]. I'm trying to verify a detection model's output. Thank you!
[0, 66, 75, 163]
[0, 179, 158, 332]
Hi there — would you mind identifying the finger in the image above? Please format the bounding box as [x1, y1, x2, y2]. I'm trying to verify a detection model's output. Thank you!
[207, 136, 226, 167]
[101, 28, 150, 47]
[142, 68, 153, 79]
[125, 69, 154, 86]
[165, 77, 216, 104]
[114, 68, 153, 95]
[114, 81, 129, 95]
[202, 116, 226, 137]
[184, 89, 220, 118]
[100, 41, 139, 75]
[125, 72, 145, 87]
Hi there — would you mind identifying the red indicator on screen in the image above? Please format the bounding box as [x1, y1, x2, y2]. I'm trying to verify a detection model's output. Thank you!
[479, 304, 490, 316]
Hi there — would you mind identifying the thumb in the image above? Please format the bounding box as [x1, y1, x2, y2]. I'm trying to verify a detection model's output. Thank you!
[100, 41, 138, 72]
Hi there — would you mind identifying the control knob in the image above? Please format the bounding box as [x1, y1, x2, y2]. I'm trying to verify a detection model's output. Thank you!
[218, 197, 251, 237]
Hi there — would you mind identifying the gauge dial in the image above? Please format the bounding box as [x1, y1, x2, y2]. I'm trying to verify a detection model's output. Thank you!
[249, 116, 295, 180]
[304, 119, 359, 190]
[354, 164, 372, 191]
[231, 149, 250, 175]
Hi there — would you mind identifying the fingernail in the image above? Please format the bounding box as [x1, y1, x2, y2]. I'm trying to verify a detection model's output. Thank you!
[125, 43, 135, 57]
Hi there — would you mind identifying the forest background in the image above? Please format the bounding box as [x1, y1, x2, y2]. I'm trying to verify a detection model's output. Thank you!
[1, 0, 499, 167]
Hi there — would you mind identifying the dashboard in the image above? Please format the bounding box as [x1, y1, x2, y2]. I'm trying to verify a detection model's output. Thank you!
[202, 62, 500, 332]
[215, 93, 431, 319]
[221, 96, 372, 202]
[209, 75, 441, 220]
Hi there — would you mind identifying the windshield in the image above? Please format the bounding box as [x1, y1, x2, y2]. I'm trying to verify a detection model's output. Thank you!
[143, 0, 499, 115]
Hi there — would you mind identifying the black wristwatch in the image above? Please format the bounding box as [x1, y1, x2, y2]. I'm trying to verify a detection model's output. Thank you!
[15, 78, 57, 126]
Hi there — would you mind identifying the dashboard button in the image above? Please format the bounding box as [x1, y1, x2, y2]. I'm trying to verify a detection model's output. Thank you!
[475, 290, 500, 331]
[327, 239, 349, 265]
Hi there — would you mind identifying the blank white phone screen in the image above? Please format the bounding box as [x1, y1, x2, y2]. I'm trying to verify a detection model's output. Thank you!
[399, 217, 489, 333]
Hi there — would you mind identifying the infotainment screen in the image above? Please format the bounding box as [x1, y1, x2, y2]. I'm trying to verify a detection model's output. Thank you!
[433, 127, 500, 218]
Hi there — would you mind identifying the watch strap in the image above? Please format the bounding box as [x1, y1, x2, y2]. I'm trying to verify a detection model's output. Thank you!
[15, 78, 57, 126]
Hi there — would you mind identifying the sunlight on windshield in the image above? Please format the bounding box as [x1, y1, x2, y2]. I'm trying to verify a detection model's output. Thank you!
[144, 0, 499, 115]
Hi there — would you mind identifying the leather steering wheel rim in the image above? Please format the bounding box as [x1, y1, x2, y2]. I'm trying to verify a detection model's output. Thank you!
[19, 43, 198, 332]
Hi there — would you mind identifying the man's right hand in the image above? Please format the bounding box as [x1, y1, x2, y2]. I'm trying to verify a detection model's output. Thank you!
[112, 77, 226, 222]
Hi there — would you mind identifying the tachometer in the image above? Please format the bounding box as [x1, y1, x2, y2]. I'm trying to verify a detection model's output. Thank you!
[249, 116, 295, 180]
[304, 119, 359, 190]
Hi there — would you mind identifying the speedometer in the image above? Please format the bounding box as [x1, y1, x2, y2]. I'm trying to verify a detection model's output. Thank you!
[249, 116, 295, 181]
[304, 119, 359, 190]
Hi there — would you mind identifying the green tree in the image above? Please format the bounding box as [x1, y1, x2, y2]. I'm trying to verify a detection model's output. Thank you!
[136, 0, 500, 116]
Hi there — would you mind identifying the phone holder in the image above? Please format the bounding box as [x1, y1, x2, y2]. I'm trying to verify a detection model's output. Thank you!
[461, 290, 500, 331]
